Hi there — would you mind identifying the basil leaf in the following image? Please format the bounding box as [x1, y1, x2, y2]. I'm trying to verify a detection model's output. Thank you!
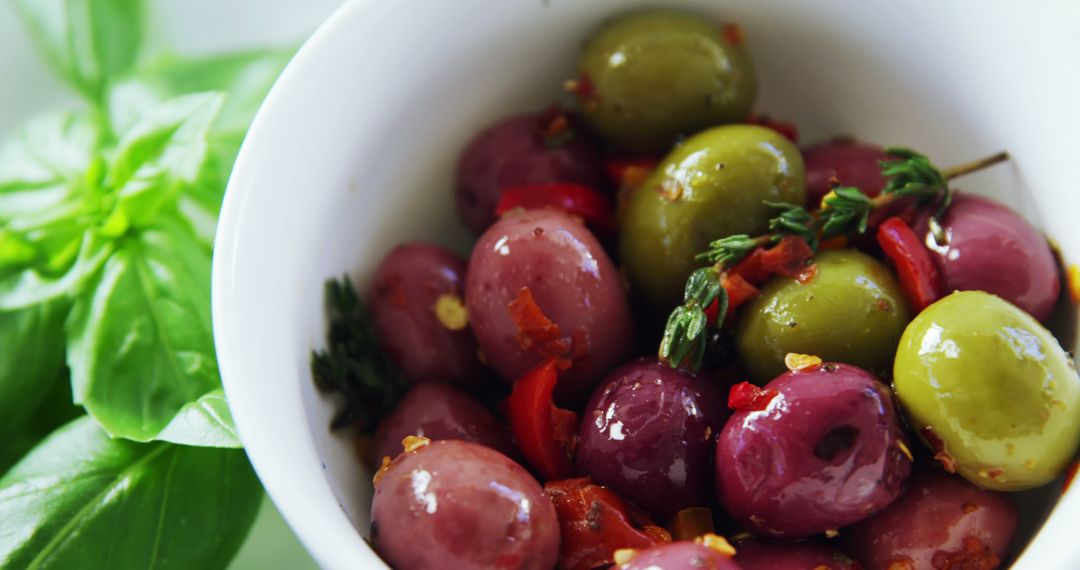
[0, 369, 80, 476]
[0, 301, 69, 442]
[155, 389, 242, 448]
[0, 230, 114, 311]
[66, 222, 230, 445]
[0, 416, 261, 568]
[13, 0, 144, 103]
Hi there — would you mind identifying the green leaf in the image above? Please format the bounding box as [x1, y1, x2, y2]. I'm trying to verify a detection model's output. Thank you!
[13, 0, 144, 103]
[0, 416, 261, 569]
[0, 301, 70, 443]
[155, 389, 242, 448]
[0, 230, 115, 311]
[66, 222, 229, 445]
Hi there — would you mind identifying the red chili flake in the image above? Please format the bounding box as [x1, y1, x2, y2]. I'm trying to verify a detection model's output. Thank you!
[761, 235, 817, 282]
[720, 273, 761, 317]
[721, 23, 745, 46]
[567, 72, 597, 99]
[920, 426, 957, 473]
[1064, 462, 1079, 495]
[962, 503, 979, 514]
[728, 382, 778, 412]
[538, 110, 575, 148]
[887, 558, 916, 570]
[508, 287, 562, 350]
[930, 537, 999, 570]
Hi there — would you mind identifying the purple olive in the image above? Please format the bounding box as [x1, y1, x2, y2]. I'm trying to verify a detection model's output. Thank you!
[843, 469, 1018, 570]
[371, 383, 516, 464]
[370, 242, 486, 390]
[576, 359, 725, 518]
[914, 192, 1060, 321]
[803, 139, 889, 207]
[455, 109, 606, 234]
[733, 539, 860, 570]
[715, 363, 912, 539]
[371, 440, 559, 570]
[466, 209, 633, 402]
[620, 541, 742, 570]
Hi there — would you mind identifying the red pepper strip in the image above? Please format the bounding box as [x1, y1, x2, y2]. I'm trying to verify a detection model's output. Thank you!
[761, 235, 817, 283]
[508, 359, 577, 481]
[877, 216, 943, 312]
[606, 157, 659, 190]
[495, 183, 614, 233]
[730, 247, 770, 284]
[728, 381, 778, 412]
[545, 477, 672, 570]
[744, 113, 799, 143]
[721, 273, 761, 316]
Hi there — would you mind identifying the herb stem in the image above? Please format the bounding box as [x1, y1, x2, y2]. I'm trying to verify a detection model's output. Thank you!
[942, 151, 1009, 180]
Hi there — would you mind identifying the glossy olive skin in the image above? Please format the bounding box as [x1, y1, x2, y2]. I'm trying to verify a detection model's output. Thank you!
[371, 440, 559, 570]
[844, 469, 1018, 570]
[619, 125, 805, 308]
[733, 539, 860, 570]
[736, 250, 910, 383]
[802, 139, 889, 207]
[715, 364, 912, 539]
[370, 242, 487, 391]
[913, 193, 1060, 321]
[576, 359, 725, 518]
[371, 383, 516, 464]
[455, 110, 606, 234]
[894, 291, 1080, 491]
[620, 542, 742, 570]
[576, 10, 757, 153]
[466, 209, 634, 402]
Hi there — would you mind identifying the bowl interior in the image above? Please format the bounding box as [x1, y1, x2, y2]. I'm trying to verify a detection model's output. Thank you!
[213, 0, 1080, 568]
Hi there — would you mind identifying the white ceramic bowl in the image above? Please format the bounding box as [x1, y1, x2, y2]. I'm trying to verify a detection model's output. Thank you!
[213, 0, 1080, 567]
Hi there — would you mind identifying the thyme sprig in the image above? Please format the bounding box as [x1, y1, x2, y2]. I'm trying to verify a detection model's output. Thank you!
[311, 276, 405, 432]
[661, 148, 1009, 371]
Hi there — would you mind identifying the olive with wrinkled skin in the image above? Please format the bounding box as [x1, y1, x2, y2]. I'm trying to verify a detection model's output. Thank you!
[894, 290, 1080, 491]
[620, 541, 742, 570]
[466, 209, 634, 402]
[575, 359, 726, 518]
[844, 469, 1018, 570]
[576, 10, 757, 153]
[455, 109, 606, 234]
[370, 383, 516, 464]
[619, 125, 804, 309]
[370, 440, 559, 570]
[913, 193, 1061, 322]
[733, 539, 860, 570]
[370, 242, 487, 391]
[736, 249, 910, 383]
[715, 364, 912, 539]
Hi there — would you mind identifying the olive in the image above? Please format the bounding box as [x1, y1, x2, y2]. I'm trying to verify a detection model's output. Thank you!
[619, 541, 742, 570]
[802, 138, 889, 207]
[455, 109, 606, 234]
[575, 359, 725, 519]
[844, 468, 1018, 570]
[619, 125, 804, 308]
[370, 383, 516, 465]
[370, 440, 559, 569]
[575, 10, 757, 153]
[893, 290, 1080, 491]
[715, 363, 912, 539]
[913, 193, 1061, 322]
[736, 249, 910, 382]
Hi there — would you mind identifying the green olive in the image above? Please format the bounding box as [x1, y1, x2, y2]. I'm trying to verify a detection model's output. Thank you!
[735, 249, 911, 382]
[894, 291, 1080, 491]
[618, 125, 803, 309]
[576, 10, 757, 153]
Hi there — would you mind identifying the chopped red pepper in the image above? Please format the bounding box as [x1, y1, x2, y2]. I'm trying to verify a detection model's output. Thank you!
[545, 477, 672, 570]
[721, 23, 746, 47]
[730, 247, 770, 284]
[508, 360, 578, 480]
[721, 273, 761, 314]
[744, 113, 799, 143]
[876, 216, 943, 312]
[761, 235, 817, 283]
[508, 287, 562, 350]
[728, 381, 778, 412]
[606, 157, 659, 190]
[495, 183, 614, 233]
